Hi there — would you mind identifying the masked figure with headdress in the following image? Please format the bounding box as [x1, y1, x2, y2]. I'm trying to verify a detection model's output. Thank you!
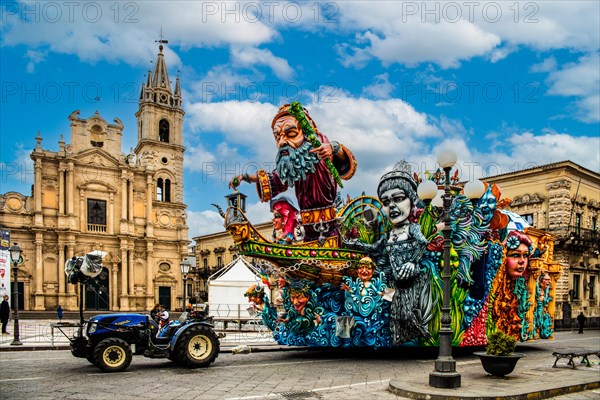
[229, 104, 357, 242]
[346, 161, 433, 345]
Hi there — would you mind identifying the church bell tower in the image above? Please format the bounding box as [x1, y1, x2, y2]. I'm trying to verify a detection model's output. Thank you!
[134, 43, 185, 205]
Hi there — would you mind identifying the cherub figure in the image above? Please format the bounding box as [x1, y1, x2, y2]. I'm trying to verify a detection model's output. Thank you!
[341, 257, 387, 318]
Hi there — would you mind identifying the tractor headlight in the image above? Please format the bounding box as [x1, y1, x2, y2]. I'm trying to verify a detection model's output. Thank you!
[88, 320, 97, 334]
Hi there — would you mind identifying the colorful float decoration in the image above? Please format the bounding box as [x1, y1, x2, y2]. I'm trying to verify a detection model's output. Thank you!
[222, 101, 561, 348]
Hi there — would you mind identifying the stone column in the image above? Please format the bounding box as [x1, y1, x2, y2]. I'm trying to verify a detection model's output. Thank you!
[111, 264, 119, 311]
[67, 163, 74, 230]
[146, 242, 154, 309]
[108, 193, 114, 234]
[66, 242, 76, 309]
[128, 245, 135, 307]
[120, 244, 129, 310]
[57, 240, 65, 300]
[120, 172, 128, 234]
[34, 158, 43, 226]
[34, 158, 42, 212]
[146, 175, 154, 238]
[128, 180, 134, 222]
[33, 234, 45, 310]
[58, 165, 65, 214]
[79, 189, 86, 231]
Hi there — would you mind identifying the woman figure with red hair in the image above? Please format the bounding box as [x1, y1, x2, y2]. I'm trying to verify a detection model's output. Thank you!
[489, 230, 533, 340]
[270, 197, 301, 245]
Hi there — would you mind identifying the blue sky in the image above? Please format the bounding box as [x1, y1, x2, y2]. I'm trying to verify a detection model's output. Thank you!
[1, 1, 599, 237]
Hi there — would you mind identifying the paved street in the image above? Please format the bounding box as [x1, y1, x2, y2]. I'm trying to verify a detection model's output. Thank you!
[0, 330, 598, 400]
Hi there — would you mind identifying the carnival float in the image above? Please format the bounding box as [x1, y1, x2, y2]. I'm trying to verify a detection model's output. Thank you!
[221, 101, 561, 349]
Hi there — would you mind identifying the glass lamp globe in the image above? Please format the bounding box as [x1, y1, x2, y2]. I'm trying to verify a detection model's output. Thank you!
[437, 148, 457, 169]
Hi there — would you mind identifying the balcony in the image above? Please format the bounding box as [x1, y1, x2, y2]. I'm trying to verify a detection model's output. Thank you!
[549, 225, 599, 254]
[87, 223, 107, 233]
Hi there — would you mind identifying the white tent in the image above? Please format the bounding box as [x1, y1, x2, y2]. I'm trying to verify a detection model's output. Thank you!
[208, 256, 262, 320]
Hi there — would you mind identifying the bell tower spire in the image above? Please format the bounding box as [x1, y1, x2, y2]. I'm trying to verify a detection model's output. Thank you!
[134, 35, 186, 205]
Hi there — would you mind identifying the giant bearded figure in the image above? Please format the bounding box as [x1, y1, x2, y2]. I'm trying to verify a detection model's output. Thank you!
[231, 104, 357, 242]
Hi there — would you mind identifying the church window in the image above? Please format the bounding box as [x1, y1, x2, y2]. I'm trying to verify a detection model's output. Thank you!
[572, 274, 581, 300]
[159, 262, 171, 272]
[522, 213, 534, 226]
[159, 119, 169, 142]
[156, 178, 164, 201]
[165, 179, 171, 202]
[87, 199, 107, 232]
[156, 178, 171, 202]
[217, 256, 223, 268]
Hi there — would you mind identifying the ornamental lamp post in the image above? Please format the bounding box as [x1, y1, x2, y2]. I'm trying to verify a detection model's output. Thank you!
[422, 148, 462, 388]
[180, 259, 191, 313]
[464, 179, 486, 207]
[8, 243, 23, 346]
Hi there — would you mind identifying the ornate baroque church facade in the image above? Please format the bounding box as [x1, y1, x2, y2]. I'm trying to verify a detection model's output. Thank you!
[0, 45, 190, 311]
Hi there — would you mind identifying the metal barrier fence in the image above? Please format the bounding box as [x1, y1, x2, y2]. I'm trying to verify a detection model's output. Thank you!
[0, 317, 277, 347]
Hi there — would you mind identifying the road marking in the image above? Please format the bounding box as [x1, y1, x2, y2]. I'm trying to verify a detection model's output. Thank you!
[0, 377, 44, 382]
[225, 379, 391, 399]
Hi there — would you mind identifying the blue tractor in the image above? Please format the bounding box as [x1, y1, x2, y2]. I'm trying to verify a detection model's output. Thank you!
[65, 253, 220, 372]
[70, 311, 220, 372]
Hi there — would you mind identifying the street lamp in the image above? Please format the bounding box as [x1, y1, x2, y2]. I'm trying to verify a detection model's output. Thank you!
[8, 243, 23, 346]
[180, 259, 191, 313]
[421, 149, 461, 388]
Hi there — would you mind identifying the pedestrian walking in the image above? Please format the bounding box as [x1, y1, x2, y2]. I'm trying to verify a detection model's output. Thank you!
[1, 294, 10, 334]
[57, 304, 63, 322]
[576, 312, 587, 334]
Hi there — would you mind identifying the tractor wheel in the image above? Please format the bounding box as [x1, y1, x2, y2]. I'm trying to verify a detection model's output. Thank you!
[93, 338, 133, 372]
[175, 325, 219, 368]
[86, 352, 96, 365]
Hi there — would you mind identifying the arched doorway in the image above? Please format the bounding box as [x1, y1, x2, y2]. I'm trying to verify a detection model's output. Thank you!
[85, 267, 109, 310]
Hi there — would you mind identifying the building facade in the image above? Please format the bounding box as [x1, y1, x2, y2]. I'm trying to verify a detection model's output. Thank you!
[485, 161, 600, 322]
[193, 221, 271, 302]
[0, 45, 191, 312]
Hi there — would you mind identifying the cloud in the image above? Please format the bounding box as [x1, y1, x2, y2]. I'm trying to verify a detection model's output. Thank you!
[1, 1, 276, 65]
[186, 101, 278, 156]
[361, 22, 501, 69]
[230, 47, 293, 79]
[507, 131, 600, 171]
[25, 49, 47, 73]
[187, 209, 225, 237]
[0, 144, 35, 192]
[530, 57, 557, 73]
[546, 53, 600, 122]
[333, 2, 599, 69]
[362, 73, 395, 99]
